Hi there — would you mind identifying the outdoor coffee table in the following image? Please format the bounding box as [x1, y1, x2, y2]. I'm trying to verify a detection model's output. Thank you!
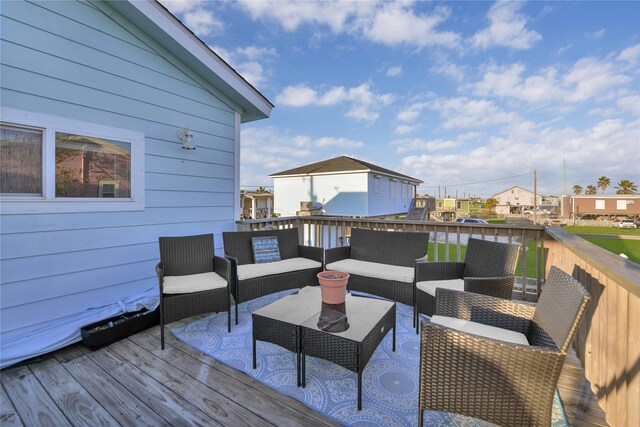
[301, 293, 396, 410]
[252, 286, 396, 409]
[252, 286, 322, 386]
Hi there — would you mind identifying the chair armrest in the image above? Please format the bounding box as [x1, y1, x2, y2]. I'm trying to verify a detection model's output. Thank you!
[298, 245, 324, 264]
[325, 246, 351, 265]
[415, 262, 465, 281]
[464, 275, 515, 300]
[435, 288, 535, 334]
[224, 255, 239, 296]
[213, 256, 231, 283]
[155, 262, 164, 292]
[419, 321, 566, 425]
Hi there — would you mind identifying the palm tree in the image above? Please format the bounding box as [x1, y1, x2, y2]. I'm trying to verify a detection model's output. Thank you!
[484, 198, 498, 211]
[615, 180, 637, 194]
[572, 185, 583, 195]
[256, 186, 269, 193]
[597, 176, 610, 194]
[585, 185, 597, 195]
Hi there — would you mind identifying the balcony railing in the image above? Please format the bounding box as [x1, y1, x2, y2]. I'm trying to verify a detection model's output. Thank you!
[237, 215, 640, 427]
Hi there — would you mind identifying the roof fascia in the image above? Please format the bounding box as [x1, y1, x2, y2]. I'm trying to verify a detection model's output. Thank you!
[270, 169, 422, 184]
[111, 1, 272, 123]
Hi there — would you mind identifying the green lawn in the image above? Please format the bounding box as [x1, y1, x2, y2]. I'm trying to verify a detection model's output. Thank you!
[563, 225, 640, 236]
[582, 237, 640, 264]
[486, 218, 506, 224]
[427, 240, 543, 278]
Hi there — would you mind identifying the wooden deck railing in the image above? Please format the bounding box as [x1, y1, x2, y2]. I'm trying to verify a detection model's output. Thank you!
[237, 216, 640, 425]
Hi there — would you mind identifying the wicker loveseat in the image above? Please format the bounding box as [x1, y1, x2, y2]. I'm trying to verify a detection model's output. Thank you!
[223, 228, 323, 324]
[325, 228, 430, 306]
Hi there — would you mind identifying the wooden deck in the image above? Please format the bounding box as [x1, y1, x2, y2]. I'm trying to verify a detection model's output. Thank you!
[1, 325, 608, 426]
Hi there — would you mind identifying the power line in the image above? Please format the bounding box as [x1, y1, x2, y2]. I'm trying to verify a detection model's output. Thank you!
[417, 172, 533, 189]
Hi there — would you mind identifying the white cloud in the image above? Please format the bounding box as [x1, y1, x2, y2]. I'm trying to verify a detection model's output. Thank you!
[235, 1, 461, 48]
[386, 66, 403, 77]
[401, 118, 640, 197]
[431, 63, 465, 82]
[358, 3, 460, 48]
[617, 43, 640, 66]
[394, 124, 421, 135]
[160, 1, 222, 36]
[557, 43, 572, 55]
[470, 55, 632, 104]
[392, 138, 460, 153]
[618, 94, 640, 116]
[396, 102, 429, 122]
[586, 28, 606, 39]
[428, 97, 521, 129]
[471, 2, 542, 50]
[210, 45, 277, 87]
[275, 83, 394, 122]
[315, 137, 365, 148]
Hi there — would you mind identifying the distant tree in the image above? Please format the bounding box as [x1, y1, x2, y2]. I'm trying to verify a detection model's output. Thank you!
[256, 186, 269, 193]
[572, 185, 583, 195]
[615, 180, 637, 194]
[585, 185, 597, 195]
[484, 198, 498, 211]
[597, 176, 611, 194]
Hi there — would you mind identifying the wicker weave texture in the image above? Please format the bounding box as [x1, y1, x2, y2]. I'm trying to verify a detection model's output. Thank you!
[463, 237, 520, 278]
[349, 228, 429, 267]
[252, 315, 299, 353]
[347, 274, 413, 306]
[418, 267, 591, 427]
[159, 233, 215, 276]
[223, 228, 300, 265]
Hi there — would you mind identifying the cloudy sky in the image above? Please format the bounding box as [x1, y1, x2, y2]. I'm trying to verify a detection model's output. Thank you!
[160, 0, 639, 198]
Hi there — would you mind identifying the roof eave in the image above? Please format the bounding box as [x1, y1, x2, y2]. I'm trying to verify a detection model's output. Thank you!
[270, 170, 423, 185]
[113, 1, 272, 123]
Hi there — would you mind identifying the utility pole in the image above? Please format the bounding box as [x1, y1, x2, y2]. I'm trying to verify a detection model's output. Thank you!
[533, 169, 537, 225]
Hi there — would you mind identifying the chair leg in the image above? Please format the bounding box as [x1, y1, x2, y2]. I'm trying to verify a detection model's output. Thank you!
[418, 409, 423, 427]
[161, 322, 165, 350]
[235, 300, 239, 325]
[227, 291, 231, 333]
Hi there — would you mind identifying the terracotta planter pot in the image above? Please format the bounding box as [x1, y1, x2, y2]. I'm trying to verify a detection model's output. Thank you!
[317, 271, 350, 304]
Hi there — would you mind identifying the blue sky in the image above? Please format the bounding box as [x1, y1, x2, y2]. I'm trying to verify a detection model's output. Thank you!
[161, 0, 639, 198]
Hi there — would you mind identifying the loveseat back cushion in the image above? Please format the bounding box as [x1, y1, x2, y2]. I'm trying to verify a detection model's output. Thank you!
[326, 259, 415, 283]
[349, 228, 429, 267]
[223, 228, 300, 265]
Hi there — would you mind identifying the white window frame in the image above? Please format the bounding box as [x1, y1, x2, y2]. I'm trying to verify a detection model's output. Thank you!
[1, 108, 145, 214]
[617, 200, 628, 210]
[595, 200, 605, 210]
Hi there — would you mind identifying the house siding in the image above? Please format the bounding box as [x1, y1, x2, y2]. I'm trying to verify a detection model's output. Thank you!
[0, 0, 238, 342]
[273, 173, 368, 216]
[367, 174, 413, 216]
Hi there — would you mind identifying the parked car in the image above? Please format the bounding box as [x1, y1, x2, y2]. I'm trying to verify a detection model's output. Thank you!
[616, 220, 638, 229]
[523, 209, 533, 215]
[455, 218, 489, 224]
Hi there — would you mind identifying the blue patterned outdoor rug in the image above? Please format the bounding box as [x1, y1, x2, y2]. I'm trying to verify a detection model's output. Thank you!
[171, 290, 568, 426]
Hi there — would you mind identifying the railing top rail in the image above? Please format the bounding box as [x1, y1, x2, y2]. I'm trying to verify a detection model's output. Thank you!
[544, 226, 640, 297]
[236, 216, 545, 231]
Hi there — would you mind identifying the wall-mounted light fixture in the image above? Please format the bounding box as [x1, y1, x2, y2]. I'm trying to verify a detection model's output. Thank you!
[178, 128, 196, 150]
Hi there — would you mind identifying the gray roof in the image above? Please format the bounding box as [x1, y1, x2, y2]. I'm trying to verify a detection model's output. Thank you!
[269, 156, 422, 183]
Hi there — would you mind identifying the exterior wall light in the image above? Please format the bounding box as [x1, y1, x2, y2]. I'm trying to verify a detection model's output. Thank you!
[178, 128, 196, 150]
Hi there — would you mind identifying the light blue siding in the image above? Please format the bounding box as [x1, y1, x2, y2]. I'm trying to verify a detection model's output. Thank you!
[0, 0, 241, 356]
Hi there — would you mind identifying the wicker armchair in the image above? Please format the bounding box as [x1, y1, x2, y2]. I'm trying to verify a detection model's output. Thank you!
[418, 266, 591, 427]
[414, 237, 520, 330]
[156, 234, 231, 349]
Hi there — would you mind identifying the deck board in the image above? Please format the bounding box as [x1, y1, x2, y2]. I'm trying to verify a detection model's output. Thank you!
[1, 325, 608, 427]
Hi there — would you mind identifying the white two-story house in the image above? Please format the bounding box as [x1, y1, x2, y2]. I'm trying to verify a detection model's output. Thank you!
[269, 156, 422, 217]
[491, 186, 542, 214]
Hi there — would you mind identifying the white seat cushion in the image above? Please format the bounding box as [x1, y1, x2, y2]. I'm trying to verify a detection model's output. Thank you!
[416, 279, 464, 297]
[237, 257, 322, 281]
[431, 315, 530, 346]
[163, 272, 227, 294]
[326, 259, 414, 283]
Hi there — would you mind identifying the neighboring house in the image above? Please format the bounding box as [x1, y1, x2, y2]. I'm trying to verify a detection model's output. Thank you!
[434, 198, 471, 221]
[561, 195, 640, 220]
[241, 191, 276, 219]
[492, 186, 543, 215]
[0, 0, 272, 367]
[269, 156, 422, 217]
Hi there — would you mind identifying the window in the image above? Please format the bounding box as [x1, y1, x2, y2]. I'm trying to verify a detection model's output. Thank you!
[1, 108, 144, 213]
[0, 125, 42, 195]
[595, 200, 605, 210]
[390, 180, 396, 199]
[402, 183, 406, 199]
[617, 200, 628, 210]
[457, 201, 461, 209]
[374, 176, 380, 193]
